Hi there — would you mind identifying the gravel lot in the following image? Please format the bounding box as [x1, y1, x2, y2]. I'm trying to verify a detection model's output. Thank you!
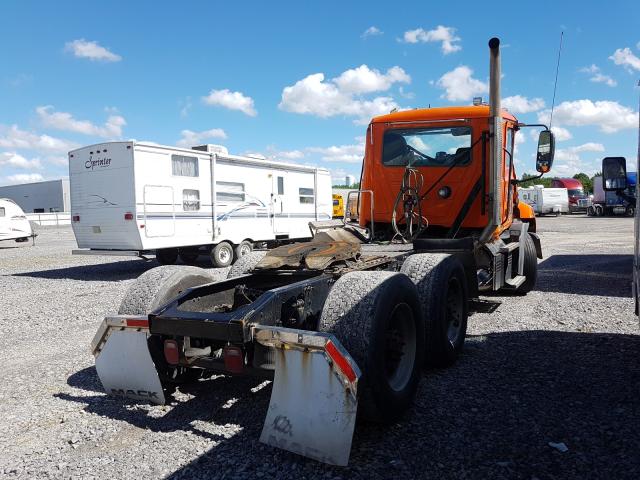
[0, 215, 638, 479]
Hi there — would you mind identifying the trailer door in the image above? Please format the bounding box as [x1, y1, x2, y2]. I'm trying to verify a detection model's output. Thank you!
[143, 185, 175, 237]
[272, 173, 287, 234]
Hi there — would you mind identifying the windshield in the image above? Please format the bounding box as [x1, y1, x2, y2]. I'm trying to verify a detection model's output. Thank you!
[382, 126, 472, 167]
[568, 189, 584, 196]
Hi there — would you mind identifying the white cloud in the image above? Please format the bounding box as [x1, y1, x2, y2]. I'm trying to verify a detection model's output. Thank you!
[307, 139, 364, 164]
[64, 39, 121, 62]
[551, 126, 572, 141]
[401, 26, 461, 54]
[46, 156, 69, 167]
[279, 70, 403, 124]
[277, 150, 304, 160]
[176, 128, 227, 147]
[552, 143, 605, 176]
[0, 125, 78, 153]
[502, 95, 545, 114]
[537, 99, 638, 133]
[609, 47, 640, 72]
[0, 152, 42, 169]
[436, 66, 488, 102]
[36, 106, 126, 138]
[333, 65, 410, 94]
[579, 64, 617, 87]
[202, 89, 257, 116]
[398, 86, 415, 99]
[4, 173, 45, 184]
[361, 26, 383, 38]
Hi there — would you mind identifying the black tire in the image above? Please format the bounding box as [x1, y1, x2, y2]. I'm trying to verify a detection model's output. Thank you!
[587, 206, 595, 216]
[319, 271, 424, 423]
[227, 251, 266, 278]
[627, 205, 635, 217]
[178, 248, 200, 264]
[118, 265, 216, 384]
[234, 240, 253, 260]
[512, 233, 538, 294]
[210, 242, 233, 267]
[156, 248, 178, 265]
[401, 254, 468, 368]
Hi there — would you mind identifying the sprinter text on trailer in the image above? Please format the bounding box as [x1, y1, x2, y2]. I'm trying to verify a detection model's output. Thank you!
[69, 144, 332, 266]
[91, 38, 556, 465]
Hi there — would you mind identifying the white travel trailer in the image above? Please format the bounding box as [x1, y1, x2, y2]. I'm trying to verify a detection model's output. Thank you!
[69, 142, 333, 266]
[518, 185, 569, 216]
[0, 198, 35, 243]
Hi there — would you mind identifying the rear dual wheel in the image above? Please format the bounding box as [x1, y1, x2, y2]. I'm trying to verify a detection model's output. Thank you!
[320, 271, 424, 423]
[210, 240, 253, 267]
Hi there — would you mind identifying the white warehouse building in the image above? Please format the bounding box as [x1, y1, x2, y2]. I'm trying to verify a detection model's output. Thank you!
[0, 179, 70, 213]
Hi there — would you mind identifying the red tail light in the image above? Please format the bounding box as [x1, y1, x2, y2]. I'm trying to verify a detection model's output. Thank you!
[124, 212, 134, 220]
[72, 215, 80, 222]
[223, 345, 244, 374]
[164, 340, 180, 365]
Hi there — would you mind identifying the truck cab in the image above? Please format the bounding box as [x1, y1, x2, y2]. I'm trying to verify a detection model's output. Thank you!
[551, 178, 586, 212]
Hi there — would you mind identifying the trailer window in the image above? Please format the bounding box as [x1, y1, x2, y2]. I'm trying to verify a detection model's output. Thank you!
[216, 181, 245, 202]
[382, 127, 472, 167]
[172, 155, 199, 177]
[277, 176, 284, 195]
[183, 189, 200, 211]
[299, 187, 314, 204]
[0, 207, 4, 217]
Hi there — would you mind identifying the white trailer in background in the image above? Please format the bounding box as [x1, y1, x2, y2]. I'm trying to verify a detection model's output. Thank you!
[69, 142, 333, 266]
[518, 185, 569, 216]
[0, 198, 35, 243]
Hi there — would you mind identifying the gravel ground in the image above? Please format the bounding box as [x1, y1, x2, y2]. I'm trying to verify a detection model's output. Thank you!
[0, 216, 638, 479]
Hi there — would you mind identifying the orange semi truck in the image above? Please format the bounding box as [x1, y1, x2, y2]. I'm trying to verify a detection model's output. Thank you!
[89, 38, 556, 465]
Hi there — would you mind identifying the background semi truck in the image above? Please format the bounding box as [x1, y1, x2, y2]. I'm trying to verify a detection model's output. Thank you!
[588, 172, 637, 216]
[551, 177, 587, 213]
[90, 38, 557, 465]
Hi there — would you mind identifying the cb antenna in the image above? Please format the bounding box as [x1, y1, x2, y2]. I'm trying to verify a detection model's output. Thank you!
[549, 31, 564, 129]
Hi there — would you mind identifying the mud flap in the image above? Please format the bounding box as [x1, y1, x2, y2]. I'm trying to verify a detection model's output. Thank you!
[260, 347, 358, 466]
[95, 328, 165, 405]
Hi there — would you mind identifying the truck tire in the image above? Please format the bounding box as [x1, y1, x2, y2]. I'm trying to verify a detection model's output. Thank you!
[234, 240, 253, 260]
[627, 205, 635, 217]
[118, 265, 216, 384]
[156, 248, 178, 265]
[512, 233, 538, 294]
[210, 242, 233, 267]
[319, 271, 425, 423]
[227, 251, 266, 278]
[400, 254, 468, 368]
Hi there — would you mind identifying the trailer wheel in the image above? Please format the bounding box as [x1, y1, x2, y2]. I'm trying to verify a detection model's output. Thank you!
[320, 271, 424, 423]
[227, 251, 266, 278]
[401, 254, 468, 367]
[512, 233, 538, 294]
[210, 242, 233, 267]
[156, 248, 178, 265]
[118, 265, 216, 384]
[234, 240, 253, 260]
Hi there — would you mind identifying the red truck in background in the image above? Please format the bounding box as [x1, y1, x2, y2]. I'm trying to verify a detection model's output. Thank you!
[551, 178, 587, 213]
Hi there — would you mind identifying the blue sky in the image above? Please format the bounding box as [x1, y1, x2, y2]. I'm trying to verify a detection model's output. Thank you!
[1, 0, 639, 186]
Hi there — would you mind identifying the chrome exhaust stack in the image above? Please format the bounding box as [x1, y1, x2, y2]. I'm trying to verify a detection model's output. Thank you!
[480, 37, 503, 243]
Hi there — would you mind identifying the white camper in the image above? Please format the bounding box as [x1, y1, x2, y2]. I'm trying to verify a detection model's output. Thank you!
[0, 198, 35, 243]
[69, 142, 333, 266]
[518, 185, 569, 216]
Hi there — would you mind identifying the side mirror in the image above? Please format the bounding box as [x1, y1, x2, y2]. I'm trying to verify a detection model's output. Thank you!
[602, 156, 628, 191]
[536, 130, 555, 173]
